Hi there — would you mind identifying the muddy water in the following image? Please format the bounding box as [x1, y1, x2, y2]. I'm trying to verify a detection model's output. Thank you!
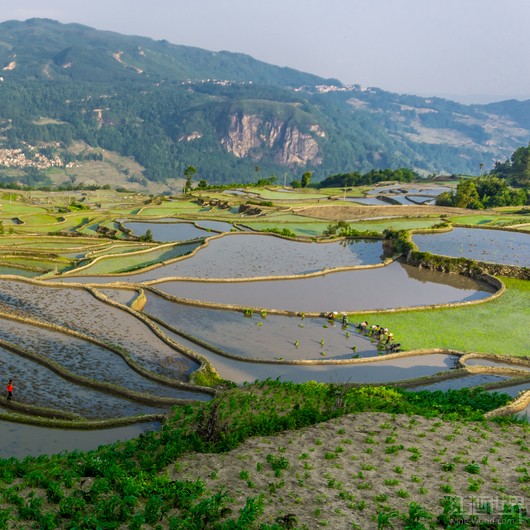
[153, 261, 493, 313]
[412, 227, 530, 267]
[410, 374, 511, 392]
[0, 420, 160, 459]
[143, 294, 380, 361]
[123, 221, 210, 242]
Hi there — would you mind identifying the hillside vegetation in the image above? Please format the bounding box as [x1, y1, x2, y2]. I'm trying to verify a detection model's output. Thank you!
[2, 19, 530, 188]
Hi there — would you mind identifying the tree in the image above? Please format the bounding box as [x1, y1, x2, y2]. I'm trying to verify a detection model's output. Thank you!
[301, 171, 312, 188]
[183, 165, 197, 194]
[139, 228, 153, 242]
[453, 180, 481, 209]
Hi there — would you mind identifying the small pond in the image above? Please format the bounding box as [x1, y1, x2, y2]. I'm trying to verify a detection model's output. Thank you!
[0, 420, 160, 459]
[152, 261, 494, 313]
[412, 227, 530, 267]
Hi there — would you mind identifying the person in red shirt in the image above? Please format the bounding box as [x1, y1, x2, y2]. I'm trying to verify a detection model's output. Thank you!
[6, 379, 13, 401]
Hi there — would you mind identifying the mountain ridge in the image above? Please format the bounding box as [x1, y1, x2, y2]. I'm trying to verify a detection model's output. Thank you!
[0, 18, 529, 188]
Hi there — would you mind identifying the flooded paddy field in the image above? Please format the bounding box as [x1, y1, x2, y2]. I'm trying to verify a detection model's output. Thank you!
[0, 316, 201, 400]
[0, 195, 524, 456]
[97, 287, 140, 306]
[132, 233, 384, 280]
[143, 294, 380, 361]
[152, 261, 494, 313]
[0, 279, 198, 379]
[123, 221, 212, 242]
[465, 358, 530, 371]
[60, 234, 384, 281]
[158, 324, 458, 384]
[194, 220, 235, 232]
[412, 227, 530, 266]
[73, 241, 202, 276]
[367, 184, 452, 197]
[0, 345, 166, 419]
[0, 420, 160, 459]
[410, 374, 511, 392]
[342, 197, 389, 205]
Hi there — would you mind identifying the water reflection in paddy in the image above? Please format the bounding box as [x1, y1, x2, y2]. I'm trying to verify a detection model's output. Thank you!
[98, 288, 139, 306]
[67, 234, 384, 282]
[367, 185, 451, 196]
[160, 324, 457, 384]
[123, 221, 210, 242]
[143, 294, 380, 361]
[153, 261, 494, 313]
[341, 197, 389, 205]
[0, 420, 160, 459]
[410, 374, 510, 392]
[465, 358, 530, 371]
[487, 383, 530, 399]
[413, 227, 530, 267]
[195, 220, 234, 232]
[147, 234, 383, 279]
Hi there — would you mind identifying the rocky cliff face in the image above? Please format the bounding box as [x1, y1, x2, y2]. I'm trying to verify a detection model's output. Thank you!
[220, 113, 323, 167]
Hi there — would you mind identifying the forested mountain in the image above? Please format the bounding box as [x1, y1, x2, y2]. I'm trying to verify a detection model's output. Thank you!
[1, 18, 530, 190]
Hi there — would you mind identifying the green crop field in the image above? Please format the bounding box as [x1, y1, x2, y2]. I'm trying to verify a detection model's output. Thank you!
[70, 242, 200, 275]
[348, 277, 530, 357]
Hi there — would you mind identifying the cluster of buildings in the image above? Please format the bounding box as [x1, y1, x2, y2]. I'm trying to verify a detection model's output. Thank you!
[0, 148, 64, 170]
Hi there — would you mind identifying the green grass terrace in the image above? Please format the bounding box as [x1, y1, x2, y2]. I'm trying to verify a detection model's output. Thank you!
[348, 277, 530, 357]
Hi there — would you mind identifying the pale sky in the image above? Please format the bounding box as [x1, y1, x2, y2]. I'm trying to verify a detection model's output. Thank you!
[2, 0, 530, 103]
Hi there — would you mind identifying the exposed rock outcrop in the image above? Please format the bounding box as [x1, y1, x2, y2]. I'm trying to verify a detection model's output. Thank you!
[220, 113, 322, 167]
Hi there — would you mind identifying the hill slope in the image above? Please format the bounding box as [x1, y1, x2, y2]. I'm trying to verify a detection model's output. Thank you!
[1, 18, 530, 187]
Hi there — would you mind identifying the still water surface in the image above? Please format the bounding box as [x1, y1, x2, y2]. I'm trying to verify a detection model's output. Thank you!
[413, 228, 530, 267]
[153, 261, 494, 312]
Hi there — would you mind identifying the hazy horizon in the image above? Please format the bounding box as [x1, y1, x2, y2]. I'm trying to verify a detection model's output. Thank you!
[2, 0, 530, 105]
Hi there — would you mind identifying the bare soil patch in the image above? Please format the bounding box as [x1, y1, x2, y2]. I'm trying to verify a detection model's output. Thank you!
[176, 412, 530, 529]
[294, 204, 474, 221]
